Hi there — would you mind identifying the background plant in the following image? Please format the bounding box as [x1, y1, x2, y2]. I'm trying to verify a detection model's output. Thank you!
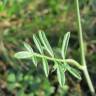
[0, 0, 96, 96]
[14, 0, 96, 95]
[15, 31, 82, 87]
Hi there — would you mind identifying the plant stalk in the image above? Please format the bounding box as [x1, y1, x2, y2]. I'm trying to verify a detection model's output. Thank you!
[32, 53, 83, 70]
[76, 0, 95, 95]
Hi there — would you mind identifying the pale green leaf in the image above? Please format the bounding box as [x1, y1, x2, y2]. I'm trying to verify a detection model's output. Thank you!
[61, 63, 67, 72]
[28, 46, 38, 67]
[24, 42, 38, 67]
[24, 43, 38, 67]
[38, 31, 54, 57]
[33, 34, 43, 54]
[32, 56, 38, 67]
[42, 58, 49, 77]
[24, 42, 33, 52]
[14, 51, 32, 59]
[67, 65, 81, 80]
[3, 0, 8, 6]
[56, 62, 65, 87]
[31, 48, 37, 67]
[62, 32, 70, 59]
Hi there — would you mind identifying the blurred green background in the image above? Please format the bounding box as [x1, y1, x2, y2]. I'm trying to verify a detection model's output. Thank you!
[0, 0, 96, 96]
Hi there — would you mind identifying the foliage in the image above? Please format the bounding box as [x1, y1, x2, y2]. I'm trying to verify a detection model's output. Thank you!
[0, 0, 96, 95]
[15, 31, 81, 87]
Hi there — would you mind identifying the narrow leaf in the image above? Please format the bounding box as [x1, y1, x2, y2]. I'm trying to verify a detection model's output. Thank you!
[61, 63, 67, 72]
[56, 62, 65, 87]
[24, 43, 38, 66]
[14, 51, 32, 59]
[32, 56, 37, 67]
[42, 58, 49, 77]
[31, 48, 37, 67]
[67, 65, 81, 80]
[38, 31, 54, 57]
[62, 32, 70, 59]
[24, 42, 33, 52]
[33, 34, 43, 54]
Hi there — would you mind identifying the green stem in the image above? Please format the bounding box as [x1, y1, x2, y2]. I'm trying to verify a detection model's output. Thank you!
[76, 0, 95, 95]
[33, 53, 83, 70]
